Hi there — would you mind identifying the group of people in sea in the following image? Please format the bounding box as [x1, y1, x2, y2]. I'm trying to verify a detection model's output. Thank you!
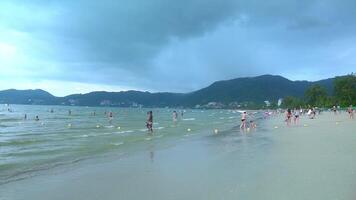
[239, 111, 257, 131]
[239, 104, 354, 130]
[2, 103, 354, 135]
[282, 105, 354, 126]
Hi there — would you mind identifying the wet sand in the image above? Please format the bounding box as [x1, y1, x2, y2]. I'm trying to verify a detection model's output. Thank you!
[1, 112, 355, 200]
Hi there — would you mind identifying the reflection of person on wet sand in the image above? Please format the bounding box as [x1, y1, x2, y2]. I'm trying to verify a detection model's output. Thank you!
[150, 151, 154, 163]
[148, 145, 155, 163]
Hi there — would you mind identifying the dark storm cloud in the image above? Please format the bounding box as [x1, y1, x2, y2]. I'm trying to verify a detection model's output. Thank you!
[1, 0, 355, 94]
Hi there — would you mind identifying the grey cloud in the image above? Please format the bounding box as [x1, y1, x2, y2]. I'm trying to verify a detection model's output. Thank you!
[1, 0, 355, 94]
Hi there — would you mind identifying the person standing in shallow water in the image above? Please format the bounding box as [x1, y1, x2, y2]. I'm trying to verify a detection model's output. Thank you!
[240, 111, 247, 130]
[332, 105, 337, 115]
[285, 109, 292, 126]
[173, 111, 178, 122]
[348, 105, 354, 119]
[293, 108, 300, 125]
[108, 111, 113, 124]
[146, 111, 153, 133]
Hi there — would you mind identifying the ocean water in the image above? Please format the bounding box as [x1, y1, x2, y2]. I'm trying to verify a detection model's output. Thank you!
[0, 104, 259, 185]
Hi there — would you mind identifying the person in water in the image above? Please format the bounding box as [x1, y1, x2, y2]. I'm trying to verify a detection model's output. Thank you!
[35, 115, 40, 121]
[173, 111, 178, 122]
[332, 105, 337, 115]
[108, 111, 114, 124]
[348, 105, 354, 119]
[24, 114, 27, 120]
[68, 110, 72, 115]
[293, 108, 300, 125]
[240, 111, 247, 129]
[249, 120, 256, 129]
[285, 109, 292, 126]
[146, 111, 153, 133]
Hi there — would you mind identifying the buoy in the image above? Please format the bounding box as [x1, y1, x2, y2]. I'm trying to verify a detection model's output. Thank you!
[68, 123, 72, 127]
[274, 126, 278, 129]
[187, 128, 191, 132]
[96, 125, 100, 128]
[117, 126, 121, 130]
[214, 129, 219, 134]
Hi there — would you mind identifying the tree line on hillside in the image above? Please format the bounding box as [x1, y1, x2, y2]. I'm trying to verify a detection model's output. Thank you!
[280, 74, 356, 109]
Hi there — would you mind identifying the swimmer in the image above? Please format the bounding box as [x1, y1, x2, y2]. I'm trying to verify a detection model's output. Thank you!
[35, 115, 40, 121]
[50, 109, 54, 113]
[240, 111, 247, 130]
[348, 105, 354, 119]
[146, 111, 153, 133]
[68, 110, 72, 115]
[24, 114, 27, 120]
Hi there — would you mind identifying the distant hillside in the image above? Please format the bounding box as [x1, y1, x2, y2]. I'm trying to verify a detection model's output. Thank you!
[184, 75, 334, 106]
[0, 89, 57, 105]
[0, 75, 336, 108]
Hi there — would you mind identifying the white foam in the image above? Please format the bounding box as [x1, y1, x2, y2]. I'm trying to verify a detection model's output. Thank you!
[111, 142, 124, 146]
[115, 130, 134, 134]
[182, 118, 196, 121]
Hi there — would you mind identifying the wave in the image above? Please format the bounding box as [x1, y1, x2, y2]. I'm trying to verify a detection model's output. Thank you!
[182, 118, 196, 121]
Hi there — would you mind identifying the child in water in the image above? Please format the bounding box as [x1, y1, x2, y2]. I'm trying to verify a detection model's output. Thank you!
[249, 120, 256, 129]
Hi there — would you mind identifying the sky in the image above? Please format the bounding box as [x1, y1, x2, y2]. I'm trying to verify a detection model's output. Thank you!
[0, 0, 355, 96]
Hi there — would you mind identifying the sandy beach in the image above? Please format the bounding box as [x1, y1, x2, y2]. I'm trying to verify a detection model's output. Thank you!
[1, 111, 355, 200]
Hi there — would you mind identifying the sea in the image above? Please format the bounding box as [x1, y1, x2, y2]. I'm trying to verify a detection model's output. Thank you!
[0, 104, 262, 185]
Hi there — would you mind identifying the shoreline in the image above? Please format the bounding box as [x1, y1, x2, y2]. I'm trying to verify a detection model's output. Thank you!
[1, 112, 355, 200]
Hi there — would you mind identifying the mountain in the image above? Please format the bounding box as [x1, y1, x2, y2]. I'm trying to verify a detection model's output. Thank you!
[0, 75, 336, 108]
[184, 75, 334, 106]
[0, 89, 57, 105]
